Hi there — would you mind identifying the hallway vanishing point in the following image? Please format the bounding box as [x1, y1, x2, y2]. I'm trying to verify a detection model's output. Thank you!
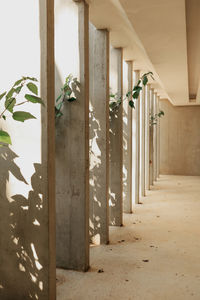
[57, 175, 200, 300]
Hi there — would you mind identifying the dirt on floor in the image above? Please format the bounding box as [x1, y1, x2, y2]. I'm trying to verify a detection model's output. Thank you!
[57, 175, 200, 300]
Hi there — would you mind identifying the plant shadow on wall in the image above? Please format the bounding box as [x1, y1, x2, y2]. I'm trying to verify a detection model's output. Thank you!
[109, 72, 153, 225]
[0, 78, 47, 300]
[54, 69, 81, 260]
[109, 72, 164, 220]
[89, 106, 106, 243]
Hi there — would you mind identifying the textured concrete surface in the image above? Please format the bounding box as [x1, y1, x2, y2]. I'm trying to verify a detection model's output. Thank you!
[140, 83, 145, 197]
[132, 71, 140, 205]
[109, 47, 123, 226]
[153, 93, 158, 182]
[123, 61, 133, 213]
[55, 0, 89, 270]
[57, 175, 200, 300]
[160, 99, 200, 176]
[89, 24, 109, 245]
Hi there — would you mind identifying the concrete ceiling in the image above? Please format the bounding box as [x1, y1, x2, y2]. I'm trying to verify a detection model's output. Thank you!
[87, 0, 200, 106]
[185, 0, 200, 103]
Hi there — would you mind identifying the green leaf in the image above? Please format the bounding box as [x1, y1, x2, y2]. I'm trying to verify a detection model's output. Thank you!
[129, 100, 135, 108]
[133, 91, 139, 99]
[14, 78, 24, 87]
[5, 97, 16, 113]
[65, 89, 72, 97]
[0, 92, 6, 101]
[25, 94, 44, 106]
[15, 85, 23, 94]
[12, 111, 36, 122]
[126, 91, 132, 98]
[2, 115, 6, 120]
[68, 97, 76, 102]
[56, 102, 63, 111]
[27, 82, 38, 95]
[56, 94, 63, 103]
[110, 94, 115, 98]
[26, 77, 38, 82]
[133, 85, 142, 92]
[143, 76, 148, 86]
[109, 102, 117, 109]
[0, 130, 12, 145]
[6, 88, 15, 99]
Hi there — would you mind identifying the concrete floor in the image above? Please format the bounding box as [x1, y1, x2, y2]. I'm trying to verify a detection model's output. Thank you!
[57, 175, 200, 300]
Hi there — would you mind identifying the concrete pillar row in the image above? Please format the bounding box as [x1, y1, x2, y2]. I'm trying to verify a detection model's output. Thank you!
[140, 79, 145, 197]
[149, 88, 154, 186]
[132, 70, 140, 204]
[157, 96, 160, 178]
[89, 24, 110, 245]
[109, 47, 123, 226]
[123, 61, 133, 213]
[153, 92, 158, 182]
[55, 0, 89, 271]
[145, 84, 150, 190]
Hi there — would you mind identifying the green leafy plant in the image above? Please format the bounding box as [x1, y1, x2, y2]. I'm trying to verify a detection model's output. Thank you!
[109, 71, 154, 112]
[55, 74, 80, 119]
[0, 77, 44, 147]
[150, 110, 165, 126]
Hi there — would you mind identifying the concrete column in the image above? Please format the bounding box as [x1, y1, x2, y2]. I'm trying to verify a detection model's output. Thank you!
[123, 61, 133, 213]
[89, 24, 109, 245]
[145, 85, 150, 190]
[0, 0, 55, 299]
[55, 0, 89, 271]
[157, 96, 160, 178]
[153, 92, 158, 182]
[132, 70, 140, 204]
[109, 47, 123, 226]
[140, 82, 145, 197]
[149, 88, 154, 186]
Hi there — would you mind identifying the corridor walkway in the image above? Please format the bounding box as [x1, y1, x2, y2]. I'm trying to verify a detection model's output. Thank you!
[57, 175, 200, 300]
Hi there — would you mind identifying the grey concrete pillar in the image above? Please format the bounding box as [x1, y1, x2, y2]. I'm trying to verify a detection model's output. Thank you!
[157, 96, 160, 178]
[140, 82, 145, 197]
[0, 0, 56, 299]
[89, 24, 109, 245]
[153, 92, 158, 182]
[149, 88, 154, 186]
[145, 84, 150, 190]
[123, 61, 133, 213]
[55, 0, 89, 271]
[132, 70, 140, 204]
[109, 47, 123, 226]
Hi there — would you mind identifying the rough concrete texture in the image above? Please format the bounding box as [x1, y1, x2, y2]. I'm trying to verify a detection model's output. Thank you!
[55, 0, 89, 271]
[132, 71, 140, 204]
[140, 84, 145, 196]
[89, 24, 109, 245]
[149, 89, 154, 186]
[145, 85, 150, 190]
[153, 93, 158, 181]
[160, 99, 200, 176]
[57, 175, 200, 300]
[109, 47, 123, 226]
[156, 98, 160, 178]
[123, 61, 133, 213]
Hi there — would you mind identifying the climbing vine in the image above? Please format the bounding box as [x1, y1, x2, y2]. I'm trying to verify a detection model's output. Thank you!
[0, 77, 44, 147]
[150, 110, 165, 126]
[109, 71, 154, 112]
[55, 74, 80, 119]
